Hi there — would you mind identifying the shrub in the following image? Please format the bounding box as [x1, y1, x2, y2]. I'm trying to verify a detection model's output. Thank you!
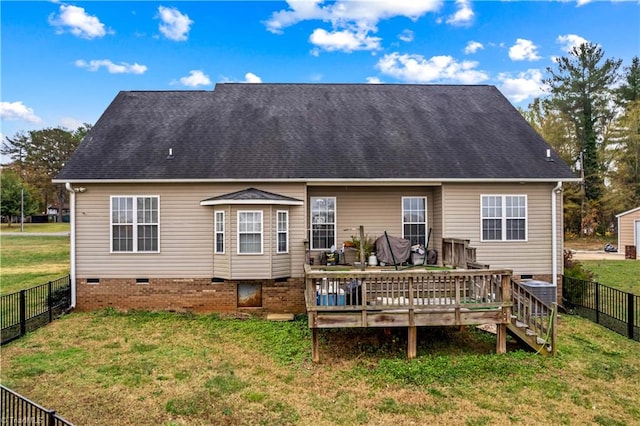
[563, 250, 594, 281]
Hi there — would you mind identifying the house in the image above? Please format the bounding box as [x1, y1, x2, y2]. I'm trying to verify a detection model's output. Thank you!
[54, 84, 579, 316]
[616, 206, 640, 259]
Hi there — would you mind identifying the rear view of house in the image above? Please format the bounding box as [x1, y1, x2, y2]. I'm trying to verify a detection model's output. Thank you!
[54, 84, 579, 315]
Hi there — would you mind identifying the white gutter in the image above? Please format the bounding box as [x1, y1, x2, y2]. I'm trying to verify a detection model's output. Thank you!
[551, 182, 563, 286]
[65, 182, 85, 308]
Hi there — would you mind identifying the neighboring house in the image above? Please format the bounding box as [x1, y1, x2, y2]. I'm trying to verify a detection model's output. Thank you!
[54, 84, 579, 314]
[616, 207, 640, 259]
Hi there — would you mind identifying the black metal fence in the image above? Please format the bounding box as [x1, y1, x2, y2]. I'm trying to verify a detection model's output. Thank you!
[1, 384, 74, 425]
[1, 276, 71, 345]
[563, 276, 639, 341]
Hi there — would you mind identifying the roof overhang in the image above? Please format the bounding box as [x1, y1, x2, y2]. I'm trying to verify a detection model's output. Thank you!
[200, 199, 303, 206]
[199, 187, 304, 206]
[616, 206, 640, 218]
[54, 177, 582, 184]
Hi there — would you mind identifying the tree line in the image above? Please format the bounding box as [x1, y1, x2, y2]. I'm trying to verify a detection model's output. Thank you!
[2, 42, 638, 235]
[1, 126, 90, 225]
[521, 43, 638, 237]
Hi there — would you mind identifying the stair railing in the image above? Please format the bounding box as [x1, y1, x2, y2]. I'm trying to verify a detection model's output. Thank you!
[510, 280, 557, 355]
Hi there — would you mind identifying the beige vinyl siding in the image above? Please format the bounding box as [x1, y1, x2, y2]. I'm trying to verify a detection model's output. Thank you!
[212, 206, 231, 279]
[442, 183, 557, 276]
[307, 186, 437, 256]
[75, 183, 306, 279]
[272, 208, 291, 278]
[431, 187, 443, 259]
[618, 208, 640, 249]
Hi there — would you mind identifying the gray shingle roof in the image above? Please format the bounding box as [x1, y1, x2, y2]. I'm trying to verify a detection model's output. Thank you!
[56, 84, 577, 181]
[200, 188, 303, 205]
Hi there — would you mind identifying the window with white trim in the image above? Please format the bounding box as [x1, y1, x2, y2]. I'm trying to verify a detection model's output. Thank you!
[481, 195, 527, 241]
[310, 197, 336, 250]
[402, 197, 427, 246]
[238, 211, 263, 254]
[277, 210, 288, 253]
[111, 196, 159, 252]
[214, 211, 225, 254]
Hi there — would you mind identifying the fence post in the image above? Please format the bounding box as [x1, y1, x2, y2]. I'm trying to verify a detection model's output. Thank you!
[629, 293, 635, 340]
[19, 290, 26, 338]
[595, 282, 600, 324]
[48, 281, 53, 323]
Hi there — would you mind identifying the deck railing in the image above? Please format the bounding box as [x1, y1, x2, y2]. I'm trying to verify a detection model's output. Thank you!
[306, 267, 510, 311]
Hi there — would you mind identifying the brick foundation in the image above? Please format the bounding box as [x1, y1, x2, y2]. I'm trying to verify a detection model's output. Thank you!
[76, 277, 306, 314]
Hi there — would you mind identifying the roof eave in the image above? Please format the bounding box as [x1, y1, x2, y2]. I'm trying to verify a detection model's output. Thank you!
[53, 177, 581, 184]
[200, 199, 304, 206]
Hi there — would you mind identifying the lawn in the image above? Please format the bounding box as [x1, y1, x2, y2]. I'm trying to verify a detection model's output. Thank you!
[580, 260, 640, 294]
[0, 222, 70, 233]
[0, 235, 70, 295]
[1, 311, 639, 426]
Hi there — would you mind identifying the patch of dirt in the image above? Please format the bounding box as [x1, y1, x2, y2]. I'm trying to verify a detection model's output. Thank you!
[569, 251, 626, 261]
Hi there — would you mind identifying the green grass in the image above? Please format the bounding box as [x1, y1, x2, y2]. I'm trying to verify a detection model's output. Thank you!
[0, 223, 70, 233]
[580, 260, 640, 294]
[1, 311, 639, 426]
[0, 235, 70, 294]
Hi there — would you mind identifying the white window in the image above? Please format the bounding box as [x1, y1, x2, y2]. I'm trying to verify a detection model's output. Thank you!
[111, 196, 159, 253]
[238, 211, 263, 254]
[481, 195, 527, 241]
[214, 211, 225, 254]
[402, 197, 427, 246]
[277, 210, 288, 253]
[310, 197, 336, 250]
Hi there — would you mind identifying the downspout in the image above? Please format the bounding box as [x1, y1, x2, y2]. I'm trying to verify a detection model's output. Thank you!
[551, 181, 563, 286]
[65, 182, 77, 308]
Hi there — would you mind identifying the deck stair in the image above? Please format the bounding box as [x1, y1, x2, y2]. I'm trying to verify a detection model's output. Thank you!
[507, 280, 557, 355]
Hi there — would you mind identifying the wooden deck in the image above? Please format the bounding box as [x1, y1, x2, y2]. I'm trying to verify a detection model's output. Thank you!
[305, 265, 514, 361]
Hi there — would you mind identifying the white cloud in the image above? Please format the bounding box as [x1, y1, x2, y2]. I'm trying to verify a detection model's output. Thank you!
[446, 0, 474, 26]
[398, 29, 414, 42]
[498, 69, 546, 103]
[366, 76, 382, 84]
[59, 117, 85, 130]
[243, 72, 262, 83]
[557, 34, 589, 52]
[265, 0, 441, 33]
[464, 40, 483, 54]
[157, 6, 193, 41]
[508, 38, 541, 61]
[309, 28, 381, 52]
[179, 70, 211, 87]
[75, 59, 147, 74]
[576, 0, 592, 6]
[376, 52, 489, 84]
[49, 4, 111, 39]
[265, 1, 440, 52]
[0, 101, 42, 123]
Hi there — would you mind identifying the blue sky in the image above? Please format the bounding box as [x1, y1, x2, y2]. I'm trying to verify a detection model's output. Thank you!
[1, 0, 638, 149]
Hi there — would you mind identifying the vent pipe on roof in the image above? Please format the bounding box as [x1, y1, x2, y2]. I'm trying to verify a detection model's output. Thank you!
[546, 149, 554, 162]
[167, 148, 174, 160]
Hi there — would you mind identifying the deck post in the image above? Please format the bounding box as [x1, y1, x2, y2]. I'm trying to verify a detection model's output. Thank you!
[312, 328, 320, 362]
[496, 323, 506, 354]
[408, 326, 417, 359]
